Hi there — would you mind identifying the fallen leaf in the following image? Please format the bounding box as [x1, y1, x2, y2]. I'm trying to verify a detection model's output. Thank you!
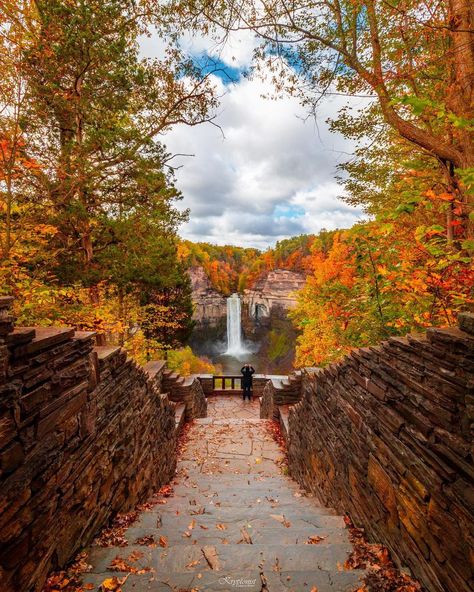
[127, 551, 143, 562]
[238, 528, 253, 544]
[270, 514, 291, 528]
[190, 507, 206, 515]
[201, 546, 221, 571]
[100, 575, 128, 591]
[158, 536, 168, 548]
[188, 519, 196, 530]
[216, 523, 227, 531]
[135, 535, 156, 547]
[306, 535, 327, 545]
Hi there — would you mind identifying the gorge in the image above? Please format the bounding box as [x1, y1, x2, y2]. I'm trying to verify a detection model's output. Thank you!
[188, 264, 306, 374]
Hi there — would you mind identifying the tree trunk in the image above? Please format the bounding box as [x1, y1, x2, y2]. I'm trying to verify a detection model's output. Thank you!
[448, 0, 474, 168]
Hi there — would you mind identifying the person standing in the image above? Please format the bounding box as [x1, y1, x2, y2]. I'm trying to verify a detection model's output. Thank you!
[241, 363, 255, 401]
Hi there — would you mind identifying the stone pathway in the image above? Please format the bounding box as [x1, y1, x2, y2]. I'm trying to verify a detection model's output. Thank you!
[81, 396, 366, 591]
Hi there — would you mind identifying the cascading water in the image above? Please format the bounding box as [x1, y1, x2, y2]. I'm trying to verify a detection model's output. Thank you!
[225, 293, 247, 356]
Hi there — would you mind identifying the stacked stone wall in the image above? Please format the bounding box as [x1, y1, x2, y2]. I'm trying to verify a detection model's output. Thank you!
[182, 377, 207, 419]
[287, 319, 473, 592]
[0, 301, 178, 592]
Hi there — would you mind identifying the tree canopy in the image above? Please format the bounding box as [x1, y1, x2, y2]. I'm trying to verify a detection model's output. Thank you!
[0, 0, 217, 357]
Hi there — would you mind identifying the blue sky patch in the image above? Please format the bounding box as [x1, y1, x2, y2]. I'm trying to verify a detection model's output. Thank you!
[273, 204, 306, 219]
[193, 54, 243, 84]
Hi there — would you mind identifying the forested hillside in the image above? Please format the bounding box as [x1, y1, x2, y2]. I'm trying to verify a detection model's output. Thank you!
[179, 234, 317, 294]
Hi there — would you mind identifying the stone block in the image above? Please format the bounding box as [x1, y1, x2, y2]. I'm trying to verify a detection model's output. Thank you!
[0, 440, 24, 472]
[367, 455, 399, 530]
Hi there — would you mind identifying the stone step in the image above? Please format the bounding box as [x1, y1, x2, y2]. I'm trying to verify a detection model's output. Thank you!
[132, 509, 346, 532]
[81, 568, 365, 592]
[86, 542, 359, 575]
[124, 523, 350, 546]
[156, 488, 331, 512]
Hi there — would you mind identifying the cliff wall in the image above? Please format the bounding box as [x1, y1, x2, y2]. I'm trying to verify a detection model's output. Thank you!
[188, 266, 227, 325]
[243, 269, 305, 321]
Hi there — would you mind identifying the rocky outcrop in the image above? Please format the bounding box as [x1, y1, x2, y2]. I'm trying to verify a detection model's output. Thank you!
[285, 315, 474, 592]
[243, 269, 305, 321]
[188, 266, 227, 325]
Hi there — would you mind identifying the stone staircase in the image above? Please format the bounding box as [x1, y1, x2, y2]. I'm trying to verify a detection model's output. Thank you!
[270, 370, 302, 405]
[162, 368, 208, 420]
[260, 370, 303, 428]
[80, 398, 367, 592]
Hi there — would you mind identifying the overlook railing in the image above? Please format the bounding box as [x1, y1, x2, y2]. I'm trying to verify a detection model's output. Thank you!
[212, 375, 243, 391]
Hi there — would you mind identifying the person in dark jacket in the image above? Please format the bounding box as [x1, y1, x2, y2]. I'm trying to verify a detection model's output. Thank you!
[241, 364, 255, 401]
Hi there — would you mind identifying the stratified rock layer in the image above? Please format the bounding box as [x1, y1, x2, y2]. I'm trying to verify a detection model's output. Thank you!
[244, 269, 306, 320]
[189, 266, 227, 325]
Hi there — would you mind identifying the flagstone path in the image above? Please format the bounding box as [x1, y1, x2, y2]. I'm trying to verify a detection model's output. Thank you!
[81, 395, 366, 591]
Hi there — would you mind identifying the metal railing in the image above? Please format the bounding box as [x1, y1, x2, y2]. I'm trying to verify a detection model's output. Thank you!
[212, 375, 243, 390]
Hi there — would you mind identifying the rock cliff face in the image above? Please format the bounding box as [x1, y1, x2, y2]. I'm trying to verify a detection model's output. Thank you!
[243, 269, 306, 321]
[189, 267, 307, 327]
[188, 266, 227, 325]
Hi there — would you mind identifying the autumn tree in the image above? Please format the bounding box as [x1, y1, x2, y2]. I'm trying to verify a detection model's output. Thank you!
[0, 0, 217, 353]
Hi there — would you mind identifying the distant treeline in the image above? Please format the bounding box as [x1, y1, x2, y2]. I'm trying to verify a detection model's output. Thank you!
[178, 233, 321, 295]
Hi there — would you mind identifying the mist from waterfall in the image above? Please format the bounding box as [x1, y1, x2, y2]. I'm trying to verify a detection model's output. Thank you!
[225, 294, 248, 356]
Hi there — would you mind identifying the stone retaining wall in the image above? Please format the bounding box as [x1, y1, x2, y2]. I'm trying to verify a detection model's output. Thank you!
[180, 376, 207, 419]
[287, 317, 473, 592]
[0, 300, 178, 592]
[260, 371, 303, 419]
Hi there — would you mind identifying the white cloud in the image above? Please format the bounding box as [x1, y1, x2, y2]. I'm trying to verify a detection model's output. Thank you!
[165, 73, 365, 248]
[179, 29, 259, 69]
[139, 30, 366, 249]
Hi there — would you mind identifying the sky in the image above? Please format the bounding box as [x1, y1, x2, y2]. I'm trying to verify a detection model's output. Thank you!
[140, 30, 366, 250]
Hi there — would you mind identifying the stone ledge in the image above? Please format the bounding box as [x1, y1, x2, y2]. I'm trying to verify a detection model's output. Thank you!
[458, 312, 474, 335]
[6, 327, 36, 346]
[15, 326, 75, 355]
[144, 360, 166, 379]
[73, 331, 96, 342]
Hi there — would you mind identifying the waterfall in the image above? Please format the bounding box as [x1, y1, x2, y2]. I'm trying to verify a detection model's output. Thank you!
[225, 294, 247, 356]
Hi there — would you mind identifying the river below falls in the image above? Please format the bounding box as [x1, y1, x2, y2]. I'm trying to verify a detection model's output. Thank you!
[213, 351, 262, 374]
